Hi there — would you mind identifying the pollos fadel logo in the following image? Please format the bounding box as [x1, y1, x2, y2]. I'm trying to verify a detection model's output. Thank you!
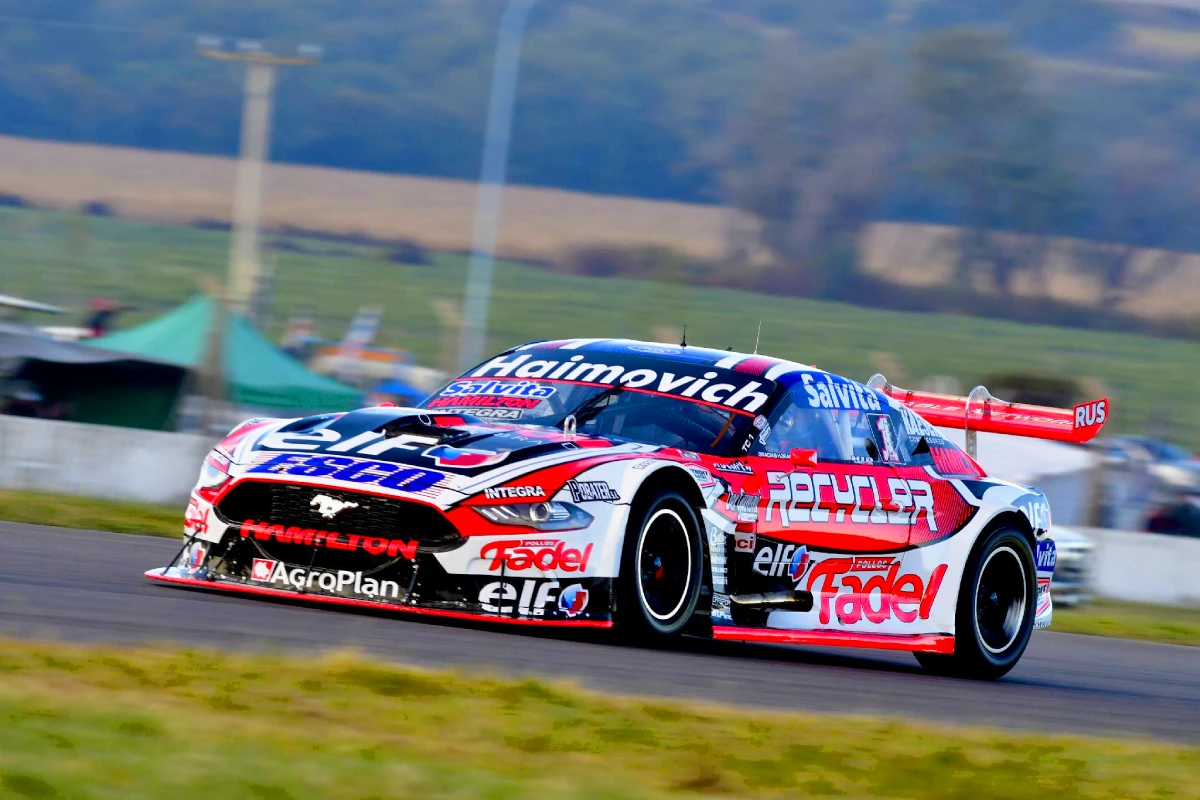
[479, 539, 593, 573]
[805, 557, 948, 626]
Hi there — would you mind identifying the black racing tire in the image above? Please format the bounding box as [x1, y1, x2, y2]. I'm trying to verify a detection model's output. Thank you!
[616, 491, 704, 641]
[915, 527, 1036, 681]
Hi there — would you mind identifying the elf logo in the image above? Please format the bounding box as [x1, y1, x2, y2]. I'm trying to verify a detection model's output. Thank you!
[558, 584, 589, 617]
[752, 543, 812, 582]
[478, 580, 590, 618]
[424, 444, 508, 469]
[788, 546, 810, 583]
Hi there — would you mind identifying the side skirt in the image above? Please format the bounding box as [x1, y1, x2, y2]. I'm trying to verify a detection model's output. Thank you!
[711, 626, 955, 654]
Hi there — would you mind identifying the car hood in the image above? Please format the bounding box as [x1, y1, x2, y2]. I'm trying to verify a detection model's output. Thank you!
[237, 406, 629, 477]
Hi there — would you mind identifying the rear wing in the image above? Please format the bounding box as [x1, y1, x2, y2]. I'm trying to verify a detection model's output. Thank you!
[866, 374, 1108, 458]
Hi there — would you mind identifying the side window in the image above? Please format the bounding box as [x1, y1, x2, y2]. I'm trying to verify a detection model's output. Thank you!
[888, 402, 937, 467]
[750, 398, 863, 463]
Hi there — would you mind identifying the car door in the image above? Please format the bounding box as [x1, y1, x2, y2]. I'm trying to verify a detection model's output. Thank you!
[747, 384, 912, 555]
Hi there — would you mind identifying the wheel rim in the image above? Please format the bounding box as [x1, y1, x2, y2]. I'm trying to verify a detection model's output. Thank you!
[636, 508, 693, 622]
[975, 545, 1028, 654]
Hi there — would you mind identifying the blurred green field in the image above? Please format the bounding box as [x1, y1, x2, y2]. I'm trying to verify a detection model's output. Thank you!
[0, 491, 180, 538]
[1, 638, 1197, 800]
[1054, 599, 1200, 647]
[4, 206, 1199, 447]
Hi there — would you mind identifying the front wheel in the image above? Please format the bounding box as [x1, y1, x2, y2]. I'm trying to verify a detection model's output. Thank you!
[916, 527, 1035, 680]
[616, 491, 703, 641]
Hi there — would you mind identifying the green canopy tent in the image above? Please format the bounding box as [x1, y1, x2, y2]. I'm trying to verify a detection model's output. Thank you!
[2, 320, 189, 430]
[88, 295, 361, 419]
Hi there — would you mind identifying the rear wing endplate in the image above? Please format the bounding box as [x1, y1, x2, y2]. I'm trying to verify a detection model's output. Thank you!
[866, 374, 1108, 458]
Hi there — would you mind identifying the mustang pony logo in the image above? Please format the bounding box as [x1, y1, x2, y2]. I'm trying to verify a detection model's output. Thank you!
[310, 494, 359, 519]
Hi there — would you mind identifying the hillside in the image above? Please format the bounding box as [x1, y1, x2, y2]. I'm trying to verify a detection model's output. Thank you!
[3, 206, 1197, 448]
[4, 135, 1198, 324]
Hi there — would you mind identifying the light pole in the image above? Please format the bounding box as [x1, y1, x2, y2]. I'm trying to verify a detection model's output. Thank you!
[197, 38, 320, 324]
[456, 0, 537, 371]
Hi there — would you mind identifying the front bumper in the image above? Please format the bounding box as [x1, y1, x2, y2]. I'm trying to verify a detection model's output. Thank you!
[144, 565, 611, 628]
[157, 482, 613, 626]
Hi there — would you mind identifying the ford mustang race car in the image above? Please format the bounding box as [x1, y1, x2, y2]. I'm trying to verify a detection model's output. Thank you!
[148, 338, 1109, 679]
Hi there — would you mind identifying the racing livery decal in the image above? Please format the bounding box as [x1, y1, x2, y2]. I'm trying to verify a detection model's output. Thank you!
[149, 338, 1108, 675]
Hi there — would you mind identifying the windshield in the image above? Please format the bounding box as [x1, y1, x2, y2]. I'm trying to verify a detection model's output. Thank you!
[420, 350, 777, 456]
[422, 378, 758, 455]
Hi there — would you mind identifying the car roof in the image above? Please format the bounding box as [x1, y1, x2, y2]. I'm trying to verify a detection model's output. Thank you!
[508, 337, 826, 383]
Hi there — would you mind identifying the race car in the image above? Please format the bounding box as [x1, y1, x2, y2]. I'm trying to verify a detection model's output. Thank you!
[147, 338, 1109, 679]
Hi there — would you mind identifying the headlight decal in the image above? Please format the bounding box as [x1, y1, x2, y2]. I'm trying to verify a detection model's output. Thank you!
[474, 501, 593, 531]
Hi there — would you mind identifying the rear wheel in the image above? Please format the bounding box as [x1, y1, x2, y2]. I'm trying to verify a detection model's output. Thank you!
[916, 527, 1035, 680]
[617, 491, 703, 641]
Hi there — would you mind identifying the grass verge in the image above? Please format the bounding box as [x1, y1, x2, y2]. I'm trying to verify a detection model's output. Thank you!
[0, 490, 179, 538]
[1052, 599, 1200, 647]
[0, 638, 1196, 800]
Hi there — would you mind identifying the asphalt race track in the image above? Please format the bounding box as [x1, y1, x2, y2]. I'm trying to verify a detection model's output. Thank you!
[2, 522, 1197, 743]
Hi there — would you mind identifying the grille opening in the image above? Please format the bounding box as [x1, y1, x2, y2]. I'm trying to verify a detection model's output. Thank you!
[217, 481, 462, 551]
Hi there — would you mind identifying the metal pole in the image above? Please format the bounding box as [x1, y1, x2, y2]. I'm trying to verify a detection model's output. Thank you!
[228, 61, 276, 320]
[457, 0, 537, 371]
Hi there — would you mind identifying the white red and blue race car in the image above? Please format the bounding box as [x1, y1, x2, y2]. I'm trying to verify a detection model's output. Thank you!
[147, 338, 1109, 679]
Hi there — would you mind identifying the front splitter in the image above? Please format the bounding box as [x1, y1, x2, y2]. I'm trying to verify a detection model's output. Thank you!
[144, 569, 613, 629]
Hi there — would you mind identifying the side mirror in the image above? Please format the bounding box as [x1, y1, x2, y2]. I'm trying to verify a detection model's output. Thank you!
[790, 448, 819, 467]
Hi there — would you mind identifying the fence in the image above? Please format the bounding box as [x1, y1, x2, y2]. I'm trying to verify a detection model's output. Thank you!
[1081, 527, 1200, 607]
[0, 415, 211, 505]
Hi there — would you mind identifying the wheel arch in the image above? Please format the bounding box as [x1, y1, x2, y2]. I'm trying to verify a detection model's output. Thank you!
[617, 463, 712, 629]
[623, 463, 710, 566]
[978, 510, 1036, 552]
[628, 464, 708, 515]
[932, 509, 1036, 642]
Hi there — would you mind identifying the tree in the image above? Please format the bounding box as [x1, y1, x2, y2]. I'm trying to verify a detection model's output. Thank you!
[1073, 138, 1197, 313]
[720, 42, 906, 298]
[911, 29, 1069, 296]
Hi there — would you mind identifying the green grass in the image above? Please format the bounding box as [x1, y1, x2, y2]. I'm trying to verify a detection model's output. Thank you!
[0, 491, 180, 538]
[5, 206, 1200, 448]
[1053, 599, 1200, 647]
[0, 638, 1196, 800]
